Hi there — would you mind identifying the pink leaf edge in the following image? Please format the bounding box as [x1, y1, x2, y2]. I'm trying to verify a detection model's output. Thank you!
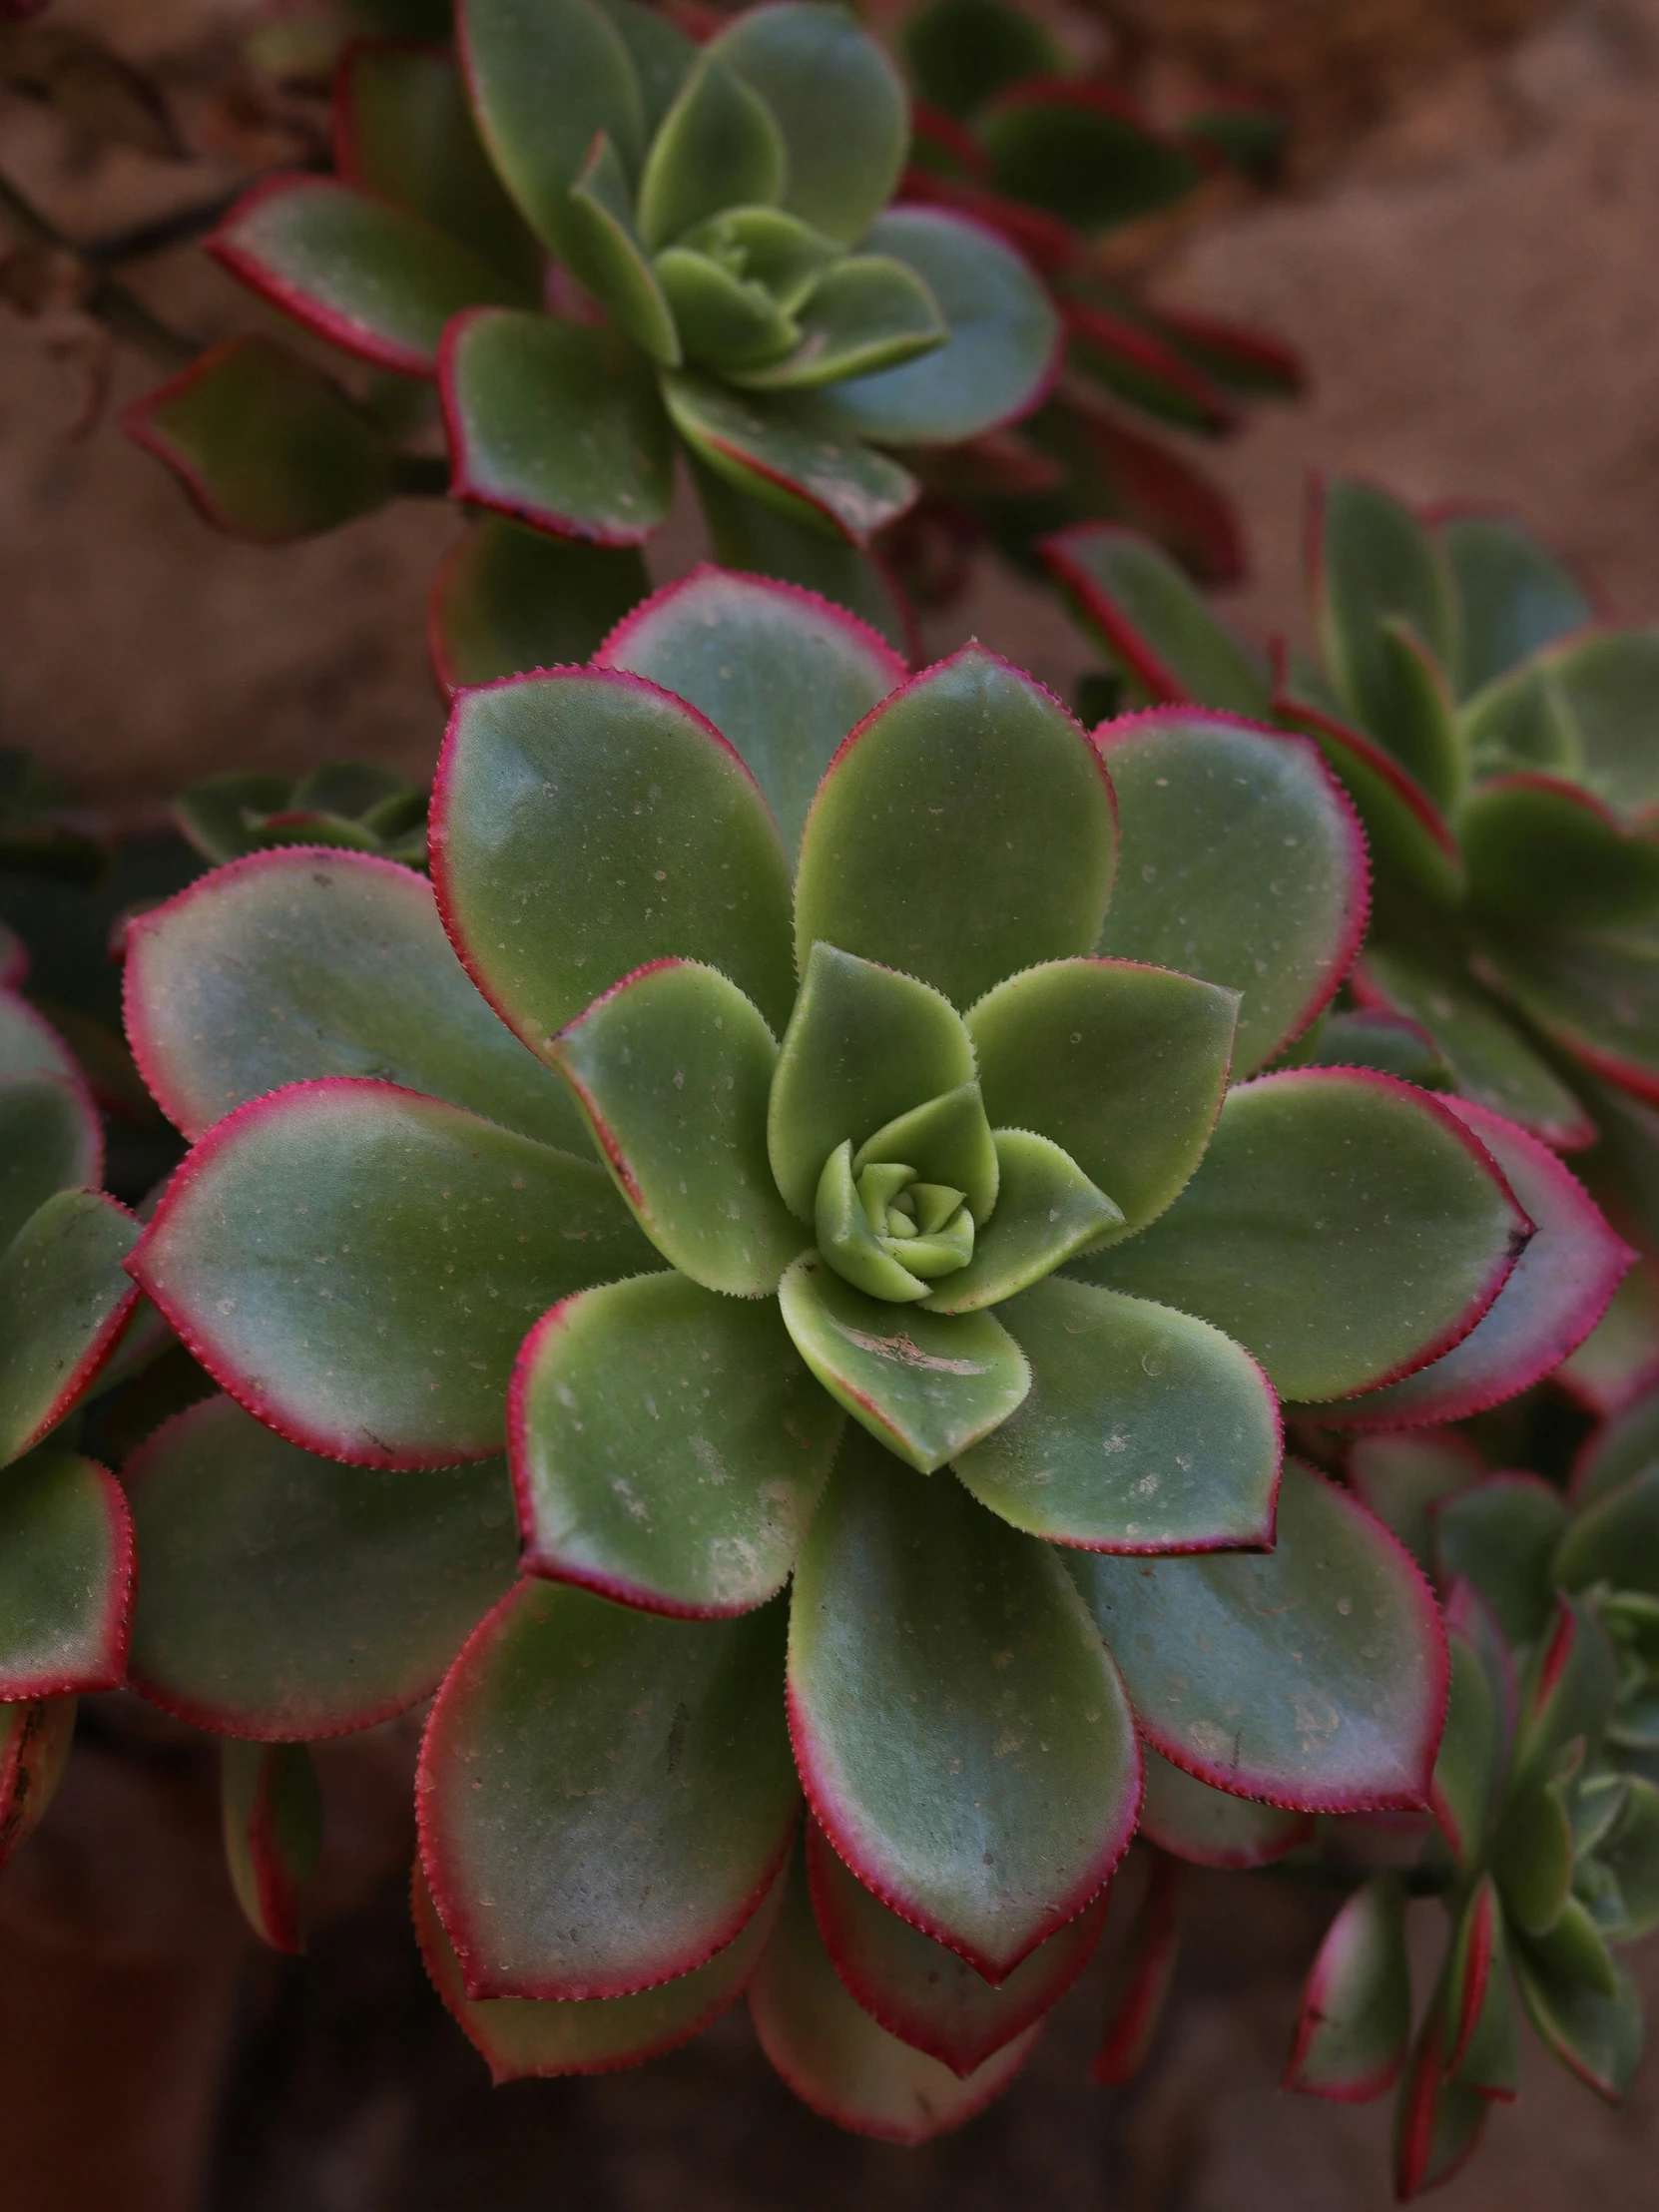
[593, 560, 908, 694]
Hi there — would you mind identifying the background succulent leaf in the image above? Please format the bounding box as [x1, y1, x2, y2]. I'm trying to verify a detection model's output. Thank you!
[511, 1273, 838, 1617]
[1553, 1464, 1659, 1600]
[443, 310, 675, 545]
[1444, 1875, 1519, 2097]
[788, 1427, 1138, 1977]
[1476, 630, 1659, 815]
[1511, 1936, 1643, 2102]
[1346, 1430, 1485, 1572]
[1315, 477, 1460, 754]
[221, 1739, 321, 1953]
[0, 1697, 75, 1878]
[125, 1394, 518, 1739]
[433, 666, 797, 1044]
[1274, 692, 1464, 917]
[661, 371, 917, 544]
[953, 1277, 1280, 1553]
[1366, 617, 1466, 816]
[1431, 1618, 1505, 1873]
[1136, 1746, 1312, 1869]
[0, 1450, 131, 1698]
[0, 1075, 102, 1251]
[968, 958, 1237, 1242]
[0, 1190, 139, 1469]
[418, 1577, 798, 1999]
[133, 1080, 656, 1467]
[1435, 512, 1593, 697]
[1283, 1875, 1410, 2099]
[689, 457, 912, 654]
[1477, 926, 1659, 1109]
[978, 84, 1200, 232]
[1079, 1070, 1530, 1401]
[901, 0, 1065, 120]
[125, 848, 589, 1153]
[1436, 1475, 1571, 1647]
[1090, 1851, 1181, 2084]
[429, 517, 650, 695]
[1073, 1460, 1446, 1812]
[1463, 777, 1659, 934]
[1393, 2009, 1490, 2198]
[595, 566, 903, 858]
[794, 646, 1115, 1010]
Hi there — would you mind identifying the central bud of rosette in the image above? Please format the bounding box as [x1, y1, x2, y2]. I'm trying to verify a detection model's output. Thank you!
[814, 1081, 997, 1303]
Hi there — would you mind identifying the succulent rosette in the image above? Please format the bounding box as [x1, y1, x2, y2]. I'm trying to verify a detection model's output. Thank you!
[118, 566, 1623, 2133]
[124, 1, 1058, 655]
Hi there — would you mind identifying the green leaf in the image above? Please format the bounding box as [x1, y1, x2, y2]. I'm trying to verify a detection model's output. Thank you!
[1366, 617, 1466, 815]
[707, 3, 907, 247]
[1078, 1070, 1529, 1402]
[565, 133, 680, 364]
[413, 1854, 780, 2081]
[222, 1739, 320, 1952]
[430, 516, 649, 694]
[1137, 1746, 1311, 1869]
[212, 178, 518, 376]
[0, 1076, 100, 1253]
[1095, 711, 1366, 1075]
[126, 1394, 518, 1739]
[1347, 1430, 1481, 1572]
[1444, 1874, 1519, 2096]
[733, 256, 946, 392]
[1459, 657, 1581, 783]
[1073, 1460, 1445, 1811]
[1355, 948, 1592, 1148]
[457, 0, 645, 263]
[955, 1275, 1280, 1551]
[550, 960, 801, 1296]
[0, 991, 82, 1087]
[133, 1082, 656, 1467]
[123, 336, 394, 544]
[851, 1080, 997, 1223]
[1599, 1776, 1659, 1936]
[1554, 1464, 1659, 1599]
[434, 665, 797, 1044]
[1283, 1876, 1409, 2097]
[1476, 923, 1659, 1105]
[980, 86, 1200, 230]
[1274, 691, 1464, 918]
[1463, 777, 1659, 933]
[1485, 629, 1659, 817]
[690, 454, 911, 654]
[1435, 1474, 1567, 1645]
[812, 209, 1058, 447]
[0, 1190, 139, 1469]
[1038, 525, 1272, 719]
[594, 566, 902, 858]
[592, 0, 695, 135]
[0, 1697, 76, 1877]
[1436, 513, 1592, 697]
[419, 1577, 798, 1997]
[968, 959, 1238, 1241]
[637, 56, 784, 252]
[795, 647, 1116, 1011]
[654, 246, 800, 369]
[1512, 1934, 1643, 2102]
[661, 370, 916, 544]
[125, 847, 588, 1152]
[901, 0, 1063, 120]
[918, 1131, 1122, 1315]
[677, 205, 839, 313]
[768, 943, 974, 1222]
[1430, 1619, 1503, 1873]
[1315, 478, 1459, 748]
[777, 1254, 1028, 1473]
[1511, 1598, 1617, 1795]
[334, 38, 543, 289]
[1393, 2007, 1490, 2198]
[789, 1428, 1138, 1975]
[444, 310, 675, 545]
[0, 1451, 130, 1698]
[513, 1273, 838, 1615]
[804, 1815, 1104, 2077]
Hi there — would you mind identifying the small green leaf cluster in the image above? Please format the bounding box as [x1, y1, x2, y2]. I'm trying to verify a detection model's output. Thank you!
[176, 760, 428, 867]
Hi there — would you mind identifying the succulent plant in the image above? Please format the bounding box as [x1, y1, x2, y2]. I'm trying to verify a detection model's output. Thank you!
[109, 565, 1622, 2133]
[123, 0, 1060, 656]
[176, 758, 429, 866]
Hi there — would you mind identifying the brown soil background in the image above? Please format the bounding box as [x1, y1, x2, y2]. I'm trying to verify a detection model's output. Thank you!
[5, 2, 1659, 2206]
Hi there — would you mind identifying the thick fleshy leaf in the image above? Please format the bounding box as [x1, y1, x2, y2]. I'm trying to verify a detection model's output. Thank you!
[132, 1081, 655, 1468]
[1353, 949, 1593, 1149]
[980, 82, 1199, 230]
[0, 1190, 139, 1469]
[690, 453, 912, 655]
[122, 336, 394, 544]
[125, 1394, 518, 1739]
[0, 990, 85, 1090]
[0, 1452, 131, 1698]
[419, 1577, 798, 1998]
[1512, 1936, 1643, 2102]
[564, 133, 680, 363]
[777, 1253, 1028, 1473]
[1436, 512, 1592, 697]
[593, 0, 696, 133]
[662, 369, 916, 545]
[1601, 1779, 1659, 1936]
[456, 0, 644, 263]
[1430, 1616, 1504, 1873]
[334, 38, 543, 288]
[1314, 477, 1458, 747]
[1434, 1474, 1568, 1646]
[510, 1274, 838, 1617]
[549, 960, 800, 1295]
[751, 1848, 1038, 2141]
[432, 666, 796, 1042]
[636, 56, 784, 252]
[429, 516, 649, 695]
[442, 310, 675, 545]
[805, 1816, 1106, 2077]
[413, 1856, 780, 2082]
[706, 3, 907, 248]
[1510, 1597, 1617, 1795]
[1467, 629, 1659, 815]
[1346, 1431, 1483, 1572]
[0, 1697, 75, 1875]
[789, 1431, 1137, 1976]
[1478, 925, 1659, 1108]
[1554, 1464, 1659, 1599]
[953, 1277, 1280, 1553]
[1073, 1460, 1446, 1812]
[1316, 1100, 1631, 1428]
[222, 1739, 320, 1953]
[1079, 1071, 1529, 1402]
[0, 1075, 101, 1253]
[677, 205, 840, 315]
[812, 209, 1058, 447]
[969, 959, 1238, 1241]
[1274, 690, 1463, 916]
[595, 565, 903, 857]
[1090, 1849, 1181, 2083]
[656, 245, 801, 371]
[1136, 1746, 1311, 1868]
[124, 847, 587, 1152]
[1463, 776, 1659, 933]
[1444, 1874, 1519, 2097]
[794, 646, 1115, 1011]
[1364, 619, 1465, 815]
[768, 943, 973, 1222]
[211, 177, 518, 375]
[902, 0, 1063, 118]
[1094, 710, 1367, 1075]
[1393, 2010, 1489, 2198]
[918, 1131, 1122, 1315]
[1039, 526, 1272, 718]
[1283, 1876, 1409, 2099]
[734, 254, 945, 393]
